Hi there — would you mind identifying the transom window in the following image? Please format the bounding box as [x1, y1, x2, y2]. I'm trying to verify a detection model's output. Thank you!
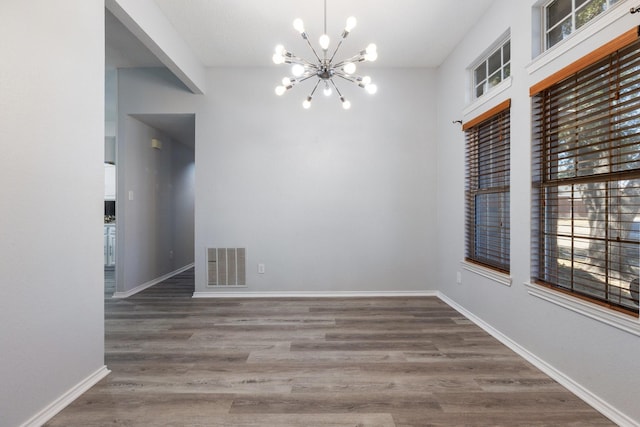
[544, 0, 620, 50]
[473, 39, 511, 99]
[464, 100, 511, 273]
[531, 29, 640, 315]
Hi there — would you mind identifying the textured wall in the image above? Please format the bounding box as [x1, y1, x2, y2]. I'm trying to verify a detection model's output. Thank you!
[0, 2, 105, 425]
[117, 67, 439, 295]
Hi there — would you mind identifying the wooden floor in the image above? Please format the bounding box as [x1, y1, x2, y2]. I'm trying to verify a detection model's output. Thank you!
[46, 269, 614, 426]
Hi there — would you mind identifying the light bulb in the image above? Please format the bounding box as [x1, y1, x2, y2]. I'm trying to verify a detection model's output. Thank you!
[364, 51, 378, 62]
[323, 84, 332, 97]
[275, 44, 285, 55]
[319, 34, 330, 50]
[343, 62, 356, 74]
[293, 18, 305, 34]
[292, 64, 305, 77]
[366, 43, 377, 54]
[361, 76, 372, 86]
[345, 16, 357, 32]
[342, 99, 351, 110]
[303, 97, 312, 109]
[282, 77, 292, 86]
[365, 84, 378, 95]
[275, 85, 286, 96]
[272, 53, 285, 65]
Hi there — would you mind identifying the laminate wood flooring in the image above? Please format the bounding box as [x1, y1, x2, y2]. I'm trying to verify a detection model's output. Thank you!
[46, 269, 614, 426]
[104, 267, 115, 298]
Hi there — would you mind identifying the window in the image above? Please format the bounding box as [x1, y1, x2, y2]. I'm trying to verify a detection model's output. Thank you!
[464, 100, 511, 273]
[531, 29, 640, 315]
[473, 39, 511, 99]
[544, 0, 620, 50]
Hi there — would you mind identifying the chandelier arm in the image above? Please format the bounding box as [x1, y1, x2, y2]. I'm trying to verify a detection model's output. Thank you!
[299, 74, 318, 84]
[333, 55, 365, 68]
[286, 55, 318, 68]
[303, 36, 323, 63]
[333, 73, 358, 84]
[309, 79, 322, 97]
[282, 74, 316, 90]
[328, 39, 345, 64]
[329, 79, 343, 97]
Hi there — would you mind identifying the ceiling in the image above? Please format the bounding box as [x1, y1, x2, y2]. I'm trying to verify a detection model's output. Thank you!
[152, 0, 496, 68]
[106, 1, 497, 70]
[131, 114, 196, 150]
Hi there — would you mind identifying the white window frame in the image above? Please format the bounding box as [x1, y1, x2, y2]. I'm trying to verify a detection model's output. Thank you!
[542, 0, 621, 51]
[526, 281, 640, 336]
[528, 0, 628, 72]
[470, 33, 511, 101]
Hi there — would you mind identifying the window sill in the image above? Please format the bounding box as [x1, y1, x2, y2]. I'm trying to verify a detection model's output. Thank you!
[463, 77, 512, 118]
[526, 2, 629, 76]
[461, 260, 512, 287]
[525, 281, 640, 337]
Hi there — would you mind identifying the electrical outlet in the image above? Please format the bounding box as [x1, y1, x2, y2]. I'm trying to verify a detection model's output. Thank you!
[258, 263, 265, 274]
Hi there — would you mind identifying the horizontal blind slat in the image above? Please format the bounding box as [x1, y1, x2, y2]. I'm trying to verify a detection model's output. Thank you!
[532, 34, 640, 315]
[465, 103, 511, 273]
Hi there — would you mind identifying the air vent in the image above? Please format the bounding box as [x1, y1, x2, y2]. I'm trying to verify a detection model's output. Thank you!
[207, 248, 246, 286]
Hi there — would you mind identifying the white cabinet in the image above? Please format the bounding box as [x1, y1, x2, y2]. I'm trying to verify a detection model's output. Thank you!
[104, 224, 116, 267]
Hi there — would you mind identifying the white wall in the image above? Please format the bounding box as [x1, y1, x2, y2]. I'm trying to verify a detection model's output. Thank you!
[116, 114, 195, 294]
[0, 2, 106, 426]
[171, 143, 196, 268]
[117, 67, 438, 294]
[105, 69, 118, 138]
[196, 68, 437, 294]
[171, 145, 196, 268]
[436, 0, 640, 423]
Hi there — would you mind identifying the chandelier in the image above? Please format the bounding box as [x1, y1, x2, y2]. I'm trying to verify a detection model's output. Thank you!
[272, 0, 378, 110]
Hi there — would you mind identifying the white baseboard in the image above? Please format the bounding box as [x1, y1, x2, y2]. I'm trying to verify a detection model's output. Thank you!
[20, 365, 110, 427]
[193, 290, 438, 298]
[112, 263, 194, 298]
[437, 292, 637, 427]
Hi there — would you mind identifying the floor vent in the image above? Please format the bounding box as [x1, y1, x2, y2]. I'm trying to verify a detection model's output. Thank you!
[207, 248, 246, 286]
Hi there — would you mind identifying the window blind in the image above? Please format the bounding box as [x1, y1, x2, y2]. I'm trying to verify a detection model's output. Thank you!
[532, 30, 640, 315]
[464, 100, 511, 273]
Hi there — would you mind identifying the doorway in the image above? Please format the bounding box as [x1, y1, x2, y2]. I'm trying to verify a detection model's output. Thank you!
[104, 68, 118, 297]
[113, 113, 195, 297]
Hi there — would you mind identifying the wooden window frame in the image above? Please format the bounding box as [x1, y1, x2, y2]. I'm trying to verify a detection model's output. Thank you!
[531, 28, 640, 316]
[464, 100, 511, 274]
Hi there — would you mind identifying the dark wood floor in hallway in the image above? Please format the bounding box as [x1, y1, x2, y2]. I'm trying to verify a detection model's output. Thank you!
[46, 269, 613, 426]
